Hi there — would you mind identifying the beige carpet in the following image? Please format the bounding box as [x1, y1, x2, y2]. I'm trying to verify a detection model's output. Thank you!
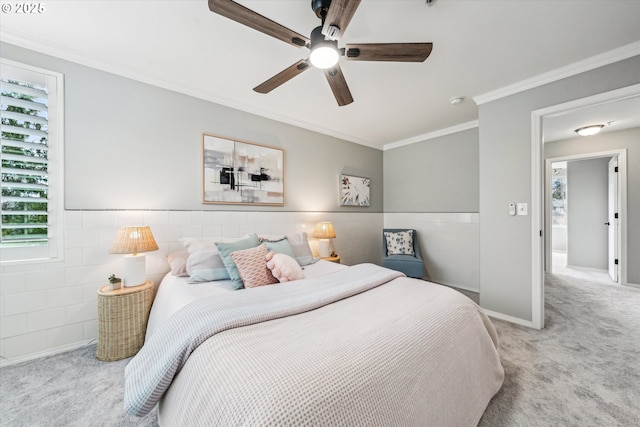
[1, 270, 638, 426]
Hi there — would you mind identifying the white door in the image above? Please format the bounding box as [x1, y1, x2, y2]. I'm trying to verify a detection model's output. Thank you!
[608, 157, 618, 282]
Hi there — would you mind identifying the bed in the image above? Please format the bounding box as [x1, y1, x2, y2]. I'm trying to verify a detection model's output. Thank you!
[124, 234, 504, 426]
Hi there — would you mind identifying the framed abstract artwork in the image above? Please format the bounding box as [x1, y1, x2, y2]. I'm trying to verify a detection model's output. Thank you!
[203, 134, 284, 205]
[340, 174, 370, 206]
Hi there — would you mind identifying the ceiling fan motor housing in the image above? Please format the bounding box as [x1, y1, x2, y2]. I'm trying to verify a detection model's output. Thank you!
[312, 0, 332, 19]
[311, 26, 336, 48]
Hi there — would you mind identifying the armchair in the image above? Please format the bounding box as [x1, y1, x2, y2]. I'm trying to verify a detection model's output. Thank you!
[382, 228, 425, 279]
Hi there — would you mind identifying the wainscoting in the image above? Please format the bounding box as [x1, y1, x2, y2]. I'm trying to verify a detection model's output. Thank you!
[384, 213, 480, 292]
[0, 210, 382, 365]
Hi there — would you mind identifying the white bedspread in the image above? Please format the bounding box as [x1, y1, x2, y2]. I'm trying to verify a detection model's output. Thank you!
[148, 265, 504, 426]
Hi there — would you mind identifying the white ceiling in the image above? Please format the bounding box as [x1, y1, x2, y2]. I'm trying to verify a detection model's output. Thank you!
[543, 95, 640, 143]
[1, 0, 639, 150]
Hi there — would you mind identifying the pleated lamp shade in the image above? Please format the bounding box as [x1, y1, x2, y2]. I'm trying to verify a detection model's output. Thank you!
[312, 222, 336, 239]
[109, 226, 158, 287]
[313, 222, 336, 258]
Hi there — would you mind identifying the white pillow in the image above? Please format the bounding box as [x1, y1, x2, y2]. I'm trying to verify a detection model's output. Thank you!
[180, 235, 247, 254]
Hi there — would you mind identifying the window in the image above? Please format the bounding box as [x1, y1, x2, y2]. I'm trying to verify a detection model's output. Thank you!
[0, 59, 64, 264]
[551, 164, 567, 225]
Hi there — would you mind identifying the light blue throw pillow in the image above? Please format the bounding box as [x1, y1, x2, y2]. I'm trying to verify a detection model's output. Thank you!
[264, 239, 297, 260]
[215, 234, 260, 289]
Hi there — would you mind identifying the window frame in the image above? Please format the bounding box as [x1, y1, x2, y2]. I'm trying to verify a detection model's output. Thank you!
[0, 58, 64, 265]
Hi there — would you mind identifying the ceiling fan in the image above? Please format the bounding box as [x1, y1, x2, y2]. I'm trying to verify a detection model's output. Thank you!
[209, 0, 433, 106]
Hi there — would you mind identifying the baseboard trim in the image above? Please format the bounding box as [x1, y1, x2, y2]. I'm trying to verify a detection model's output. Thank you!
[483, 309, 537, 329]
[423, 278, 479, 294]
[0, 339, 94, 368]
[565, 264, 608, 274]
[445, 283, 479, 293]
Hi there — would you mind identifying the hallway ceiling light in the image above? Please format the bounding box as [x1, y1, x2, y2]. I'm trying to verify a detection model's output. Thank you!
[575, 124, 604, 136]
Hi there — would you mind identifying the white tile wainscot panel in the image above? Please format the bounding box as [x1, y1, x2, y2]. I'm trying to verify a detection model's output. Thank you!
[384, 213, 480, 292]
[0, 210, 382, 365]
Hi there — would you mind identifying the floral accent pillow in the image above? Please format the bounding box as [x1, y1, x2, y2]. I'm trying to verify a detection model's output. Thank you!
[384, 230, 415, 256]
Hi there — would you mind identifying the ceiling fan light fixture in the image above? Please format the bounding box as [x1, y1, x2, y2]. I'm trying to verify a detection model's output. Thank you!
[309, 26, 339, 69]
[575, 124, 605, 136]
[310, 43, 340, 69]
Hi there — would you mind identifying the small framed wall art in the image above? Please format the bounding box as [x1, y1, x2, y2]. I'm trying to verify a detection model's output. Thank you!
[203, 134, 284, 205]
[340, 174, 370, 206]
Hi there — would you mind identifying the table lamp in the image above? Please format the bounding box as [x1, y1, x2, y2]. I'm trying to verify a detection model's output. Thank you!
[109, 226, 158, 287]
[313, 222, 336, 258]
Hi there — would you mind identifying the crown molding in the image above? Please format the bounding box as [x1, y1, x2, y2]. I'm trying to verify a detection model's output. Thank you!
[473, 40, 640, 105]
[3, 29, 637, 151]
[383, 120, 479, 151]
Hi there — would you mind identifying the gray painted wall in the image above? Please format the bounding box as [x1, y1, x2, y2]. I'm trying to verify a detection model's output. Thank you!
[383, 128, 479, 212]
[1, 42, 383, 213]
[545, 127, 640, 284]
[479, 55, 640, 322]
[567, 158, 609, 270]
[382, 128, 480, 292]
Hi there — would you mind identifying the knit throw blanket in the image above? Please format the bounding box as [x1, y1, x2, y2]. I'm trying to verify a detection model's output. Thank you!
[123, 263, 403, 416]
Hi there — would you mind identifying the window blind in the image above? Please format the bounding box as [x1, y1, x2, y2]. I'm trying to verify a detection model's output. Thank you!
[1, 76, 49, 244]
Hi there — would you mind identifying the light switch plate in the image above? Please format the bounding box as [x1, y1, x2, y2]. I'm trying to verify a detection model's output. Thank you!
[517, 202, 528, 216]
[508, 203, 516, 216]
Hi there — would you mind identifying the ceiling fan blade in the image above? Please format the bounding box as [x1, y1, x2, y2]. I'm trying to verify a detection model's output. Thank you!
[253, 59, 312, 94]
[321, 0, 362, 40]
[324, 64, 354, 106]
[344, 43, 433, 62]
[209, 0, 310, 48]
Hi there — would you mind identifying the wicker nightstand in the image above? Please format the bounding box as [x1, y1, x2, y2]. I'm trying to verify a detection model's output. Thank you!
[322, 255, 341, 264]
[96, 280, 155, 361]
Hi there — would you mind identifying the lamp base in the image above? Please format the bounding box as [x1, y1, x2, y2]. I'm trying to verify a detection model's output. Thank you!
[123, 254, 146, 287]
[318, 239, 331, 258]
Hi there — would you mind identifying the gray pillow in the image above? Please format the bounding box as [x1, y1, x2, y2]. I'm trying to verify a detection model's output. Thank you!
[287, 232, 317, 266]
[186, 250, 230, 283]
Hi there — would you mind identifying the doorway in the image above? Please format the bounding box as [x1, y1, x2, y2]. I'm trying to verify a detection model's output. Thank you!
[530, 83, 638, 330]
[546, 153, 621, 285]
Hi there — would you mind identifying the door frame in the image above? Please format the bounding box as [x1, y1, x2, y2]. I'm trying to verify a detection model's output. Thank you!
[544, 150, 625, 281]
[608, 156, 619, 282]
[530, 83, 639, 330]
